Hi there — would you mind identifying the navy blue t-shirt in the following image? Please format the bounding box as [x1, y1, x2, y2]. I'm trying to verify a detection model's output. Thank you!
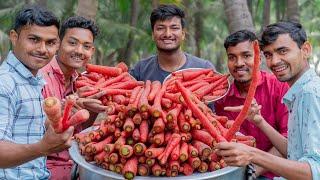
[130, 53, 215, 83]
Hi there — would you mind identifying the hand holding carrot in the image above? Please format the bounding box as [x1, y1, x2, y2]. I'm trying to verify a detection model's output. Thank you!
[224, 99, 264, 126]
[39, 125, 74, 155]
[214, 141, 254, 167]
[76, 98, 107, 113]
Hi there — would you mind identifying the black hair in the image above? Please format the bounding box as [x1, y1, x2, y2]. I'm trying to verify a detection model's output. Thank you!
[260, 21, 307, 49]
[150, 4, 185, 30]
[13, 5, 59, 32]
[224, 30, 257, 49]
[59, 16, 99, 41]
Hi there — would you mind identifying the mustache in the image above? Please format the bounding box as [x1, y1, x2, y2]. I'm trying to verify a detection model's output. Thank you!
[234, 67, 249, 72]
[71, 53, 84, 59]
[30, 52, 49, 59]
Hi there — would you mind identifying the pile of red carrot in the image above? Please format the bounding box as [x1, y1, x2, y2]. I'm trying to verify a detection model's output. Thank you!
[165, 68, 229, 104]
[73, 41, 260, 179]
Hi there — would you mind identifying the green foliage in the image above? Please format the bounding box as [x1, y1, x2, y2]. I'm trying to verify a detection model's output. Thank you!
[0, 0, 319, 74]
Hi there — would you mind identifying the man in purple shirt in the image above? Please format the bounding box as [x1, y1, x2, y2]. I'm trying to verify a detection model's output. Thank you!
[214, 30, 289, 179]
[130, 4, 215, 83]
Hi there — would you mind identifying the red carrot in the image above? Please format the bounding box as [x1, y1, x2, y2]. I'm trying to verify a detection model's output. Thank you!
[119, 145, 134, 158]
[43, 97, 62, 124]
[139, 120, 148, 143]
[145, 147, 165, 158]
[161, 98, 172, 109]
[170, 142, 180, 161]
[139, 80, 151, 112]
[132, 128, 140, 141]
[133, 143, 146, 156]
[153, 132, 164, 146]
[138, 164, 149, 176]
[104, 143, 115, 153]
[182, 69, 212, 81]
[158, 133, 181, 165]
[65, 109, 90, 130]
[176, 81, 226, 142]
[192, 140, 212, 160]
[132, 113, 142, 125]
[148, 81, 161, 102]
[191, 130, 215, 147]
[61, 98, 76, 132]
[151, 163, 162, 176]
[182, 163, 194, 176]
[108, 152, 119, 164]
[188, 156, 201, 169]
[122, 157, 138, 180]
[123, 117, 134, 133]
[86, 64, 122, 77]
[179, 142, 189, 162]
[198, 161, 208, 173]
[225, 41, 260, 140]
[152, 118, 165, 134]
[188, 144, 199, 157]
[116, 62, 128, 72]
[94, 151, 108, 165]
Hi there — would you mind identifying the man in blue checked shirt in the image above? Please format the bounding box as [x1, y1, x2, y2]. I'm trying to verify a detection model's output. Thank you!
[215, 21, 320, 180]
[0, 5, 74, 180]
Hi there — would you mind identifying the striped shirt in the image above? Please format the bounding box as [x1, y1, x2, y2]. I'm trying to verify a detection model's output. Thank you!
[0, 51, 49, 179]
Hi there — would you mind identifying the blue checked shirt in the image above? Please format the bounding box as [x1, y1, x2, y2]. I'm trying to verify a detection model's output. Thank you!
[282, 68, 320, 180]
[0, 51, 49, 180]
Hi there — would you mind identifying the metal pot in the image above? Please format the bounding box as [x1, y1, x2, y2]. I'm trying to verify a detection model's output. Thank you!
[69, 141, 246, 180]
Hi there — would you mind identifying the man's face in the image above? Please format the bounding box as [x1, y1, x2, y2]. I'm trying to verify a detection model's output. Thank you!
[57, 28, 95, 70]
[226, 40, 255, 84]
[10, 24, 59, 75]
[152, 16, 185, 53]
[262, 34, 311, 85]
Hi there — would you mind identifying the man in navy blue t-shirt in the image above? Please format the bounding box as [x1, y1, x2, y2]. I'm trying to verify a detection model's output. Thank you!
[130, 4, 215, 83]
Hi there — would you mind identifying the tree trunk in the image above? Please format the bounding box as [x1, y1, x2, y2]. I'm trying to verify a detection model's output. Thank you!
[276, 0, 281, 21]
[223, 0, 255, 33]
[194, 1, 203, 57]
[76, 0, 98, 64]
[76, 0, 98, 21]
[152, 0, 158, 9]
[286, 0, 299, 22]
[261, 0, 270, 31]
[36, 0, 47, 7]
[183, 0, 196, 55]
[247, 0, 253, 16]
[122, 0, 139, 65]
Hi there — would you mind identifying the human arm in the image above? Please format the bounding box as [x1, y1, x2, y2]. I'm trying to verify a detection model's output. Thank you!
[224, 99, 287, 156]
[254, 146, 283, 177]
[215, 142, 312, 180]
[0, 125, 74, 168]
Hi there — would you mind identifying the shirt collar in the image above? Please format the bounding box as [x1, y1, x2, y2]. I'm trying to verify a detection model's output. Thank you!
[227, 71, 263, 98]
[283, 68, 317, 104]
[6, 51, 45, 86]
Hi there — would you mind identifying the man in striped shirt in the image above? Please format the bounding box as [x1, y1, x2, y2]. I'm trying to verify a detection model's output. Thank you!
[0, 5, 74, 180]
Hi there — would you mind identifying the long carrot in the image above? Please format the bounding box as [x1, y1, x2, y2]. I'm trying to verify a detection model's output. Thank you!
[225, 41, 260, 140]
[176, 81, 226, 142]
[86, 64, 122, 77]
[148, 81, 161, 102]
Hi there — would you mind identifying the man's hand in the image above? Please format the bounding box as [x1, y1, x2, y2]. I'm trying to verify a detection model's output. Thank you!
[214, 142, 254, 167]
[224, 98, 264, 126]
[39, 124, 74, 156]
[76, 98, 107, 113]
